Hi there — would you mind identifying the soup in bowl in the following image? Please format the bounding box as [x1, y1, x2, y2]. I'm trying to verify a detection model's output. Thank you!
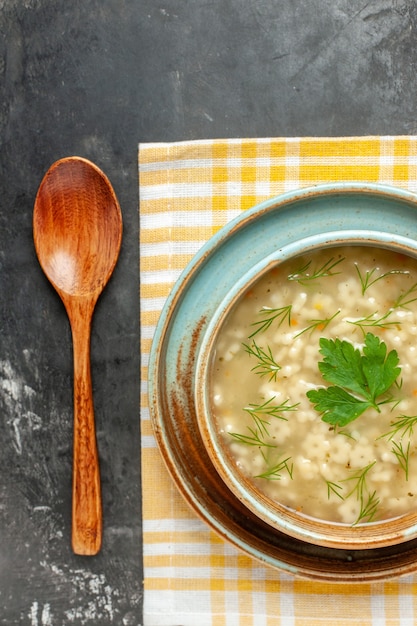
[195, 235, 417, 550]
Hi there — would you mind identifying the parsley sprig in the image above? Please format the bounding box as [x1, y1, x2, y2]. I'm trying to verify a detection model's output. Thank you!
[307, 333, 401, 427]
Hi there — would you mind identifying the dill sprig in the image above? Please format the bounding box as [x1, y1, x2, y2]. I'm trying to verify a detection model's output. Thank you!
[229, 428, 276, 451]
[325, 479, 345, 500]
[379, 414, 417, 441]
[347, 310, 399, 334]
[243, 411, 270, 439]
[342, 461, 380, 524]
[287, 256, 345, 285]
[248, 305, 292, 338]
[242, 340, 281, 382]
[255, 456, 294, 481]
[230, 397, 298, 465]
[355, 490, 380, 525]
[324, 462, 380, 524]
[230, 397, 297, 455]
[337, 429, 357, 440]
[391, 440, 411, 480]
[244, 397, 299, 423]
[343, 462, 376, 499]
[355, 265, 408, 296]
[294, 309, 340, 339]
[392, 282, 417, 309]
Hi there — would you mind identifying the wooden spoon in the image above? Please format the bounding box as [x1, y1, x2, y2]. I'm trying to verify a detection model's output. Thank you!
[33, 156, 123, 555]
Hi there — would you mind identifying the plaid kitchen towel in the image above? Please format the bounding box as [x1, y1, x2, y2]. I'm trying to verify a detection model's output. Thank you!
[139, 137, 417, 626]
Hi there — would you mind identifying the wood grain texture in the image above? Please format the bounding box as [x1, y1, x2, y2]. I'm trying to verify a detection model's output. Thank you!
[33, 157, 122, 555]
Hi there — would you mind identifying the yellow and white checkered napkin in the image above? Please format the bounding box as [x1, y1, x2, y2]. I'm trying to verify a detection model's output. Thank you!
[139, 137, 417, 626]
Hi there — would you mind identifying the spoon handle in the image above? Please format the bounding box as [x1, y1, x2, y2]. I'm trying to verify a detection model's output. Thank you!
[69, 299, 102, 555]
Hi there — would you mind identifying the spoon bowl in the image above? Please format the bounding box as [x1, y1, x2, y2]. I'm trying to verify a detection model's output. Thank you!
[33, 156, 122, 555]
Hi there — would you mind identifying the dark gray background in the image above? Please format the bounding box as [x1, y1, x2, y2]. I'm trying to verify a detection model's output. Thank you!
[1, 1, 417, 624]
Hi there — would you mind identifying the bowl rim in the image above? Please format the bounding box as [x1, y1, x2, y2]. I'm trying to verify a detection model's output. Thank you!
[194, 231, 417, 550]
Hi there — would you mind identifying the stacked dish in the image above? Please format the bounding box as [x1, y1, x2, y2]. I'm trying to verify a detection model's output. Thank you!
[148, 183, 417, 581]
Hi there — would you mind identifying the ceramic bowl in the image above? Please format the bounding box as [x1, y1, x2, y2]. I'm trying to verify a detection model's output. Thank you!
[149, 183, 417, 580]
[194, 231, 417, 551]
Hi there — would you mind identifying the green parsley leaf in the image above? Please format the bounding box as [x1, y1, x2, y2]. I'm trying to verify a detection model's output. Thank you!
[307, 332, 401, 427]
[317, 337, 368, 398]
[307, 386, 372, 426]
[361, 332, 400, 400]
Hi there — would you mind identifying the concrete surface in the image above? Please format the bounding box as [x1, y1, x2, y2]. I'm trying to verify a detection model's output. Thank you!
[1, 0, 417, 623]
